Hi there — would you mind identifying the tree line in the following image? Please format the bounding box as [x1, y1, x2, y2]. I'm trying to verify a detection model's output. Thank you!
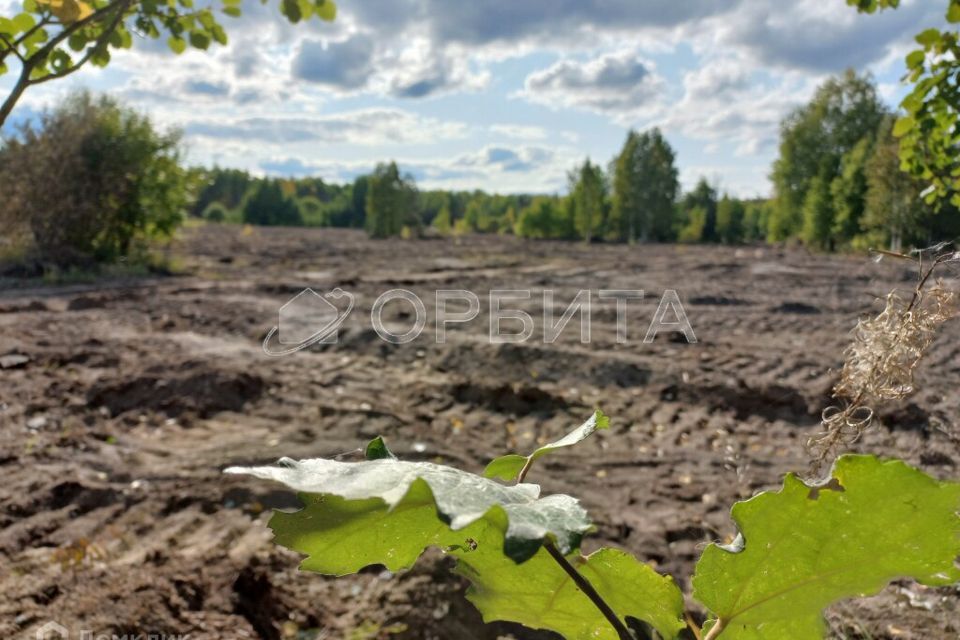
[3, 71, 958, 274]
[192, 71, 956, 251]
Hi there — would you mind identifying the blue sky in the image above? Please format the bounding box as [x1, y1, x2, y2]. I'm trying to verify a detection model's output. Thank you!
[0, 0, 945, 196]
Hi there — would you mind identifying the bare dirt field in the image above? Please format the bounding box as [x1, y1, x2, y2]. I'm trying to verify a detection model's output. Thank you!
[2, 225, 959, 640]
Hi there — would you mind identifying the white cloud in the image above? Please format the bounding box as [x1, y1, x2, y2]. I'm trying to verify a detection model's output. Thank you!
[661, 57, 810, 158]
[184, 108, 469, 146]
[520, 49, 666, 122]
[489, 124, 550, 141]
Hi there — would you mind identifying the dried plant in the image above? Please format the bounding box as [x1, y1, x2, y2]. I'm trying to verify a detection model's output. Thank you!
[808, 246, 959, 464]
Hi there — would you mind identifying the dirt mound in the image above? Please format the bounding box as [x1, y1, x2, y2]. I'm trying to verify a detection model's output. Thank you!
[688, 295, 750, 306]
[771, 301, 821, 314]
[87, 362, 264, 418]
[67, 295, 107, 311]
[450, 381, 571, 416]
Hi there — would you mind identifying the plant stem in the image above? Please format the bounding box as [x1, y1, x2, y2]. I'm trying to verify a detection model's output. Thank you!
[516, 457, 534, 483]
[702, 618, 726, 640]
[543, 542, 634, 640]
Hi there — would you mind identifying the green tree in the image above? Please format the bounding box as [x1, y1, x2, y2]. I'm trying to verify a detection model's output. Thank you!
[861, 118, 931, 251]
[850, 0, 960, 207]
[366, 161, 417, 239]
[569, 159, 606, 243]
[679, 178, 717, 242]
[515, 196, 566, 239]
[190, 168, 252, 217]
[829, 136, 874, 245]
[611, 128, 679, 243]
[433, 202, 452, 235]
[460, 198, 485, 233]
[241, 180, 302, 227]
[0, 90, 189, 265]
[678, 206, 707, 243]
[716, 195, 745, 244]
[0, 0, 336, 127]
[770, 70, 888, 241]
[348, 175, 368, 227]
[801, 169, 836, 250]
[611, 131, 642, 242]
[742, 199, 772, 242]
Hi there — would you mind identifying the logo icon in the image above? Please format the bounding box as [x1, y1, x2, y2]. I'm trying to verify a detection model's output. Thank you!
[263, 287, 355, 356]
[36, 621, 68, 639]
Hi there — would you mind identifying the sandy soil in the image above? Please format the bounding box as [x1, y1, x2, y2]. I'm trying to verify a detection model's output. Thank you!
[2, 225, 959, 640]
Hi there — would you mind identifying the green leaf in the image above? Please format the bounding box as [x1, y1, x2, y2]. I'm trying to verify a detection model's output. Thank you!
[315, 0, 336, 21]
[457, 535, 686, 640]
[167, 35, 186, 54]
[225, 454, 593, 562]
[693, 455, 960, 639]
[188, 30, 210, 50]
[10, 12, 35, 34]
[197, 9, 216, 28]
[117, 28, 133, 49]
[281, 0, 301, 22]
[107, 28, 124, 48]
[364, 435, 396, 460]
[90, 46, 109, 67]
[210, 24, 227, 45]
[906, 49, 925, 70]
[222, 6, 241, 17]
[296, 0, 313, 19]
[892, 115, 916, 137]
[916, 27, 942, 47]
[484, 410, 609, 482]
[948, 1, 960, 23]
[67, 31, 87, 51]
[228, 461, 684, 639]
[483, 454, 528, 482]
[49, 48, 71, 73]
[901, 90, 924, 114]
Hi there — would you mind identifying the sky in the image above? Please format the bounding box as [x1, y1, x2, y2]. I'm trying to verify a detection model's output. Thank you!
[0, 0, 948, 197]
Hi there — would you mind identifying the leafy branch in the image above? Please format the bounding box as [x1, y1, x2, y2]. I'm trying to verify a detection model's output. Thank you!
[849, 0, 960, 206]
[0, 0, 337, 127]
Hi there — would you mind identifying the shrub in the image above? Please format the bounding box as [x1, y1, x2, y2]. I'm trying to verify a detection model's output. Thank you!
[297, 196, 328, 227]
[203, 203, 228, 223]
[0, 91, 189, 267]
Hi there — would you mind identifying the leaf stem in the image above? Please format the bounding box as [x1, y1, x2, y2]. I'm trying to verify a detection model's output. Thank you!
[516, 456, 534, 483]
[543, 542, 634, 640]
[702, 618, 726, 640]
